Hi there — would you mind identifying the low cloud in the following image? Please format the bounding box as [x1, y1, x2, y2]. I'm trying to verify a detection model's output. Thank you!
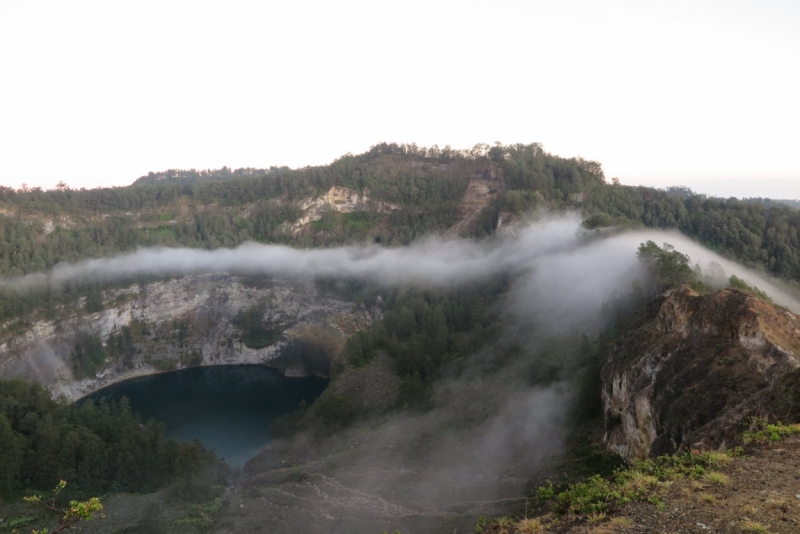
[7, 214, 795, 316]
[3, 213, 584, 290]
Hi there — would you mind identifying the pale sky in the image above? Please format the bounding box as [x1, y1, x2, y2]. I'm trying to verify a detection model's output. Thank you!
[0, 0, 798, 198]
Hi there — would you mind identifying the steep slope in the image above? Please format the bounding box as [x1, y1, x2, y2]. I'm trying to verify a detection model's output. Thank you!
[442, 162, 505, 238]
[602, 287, 800, 460]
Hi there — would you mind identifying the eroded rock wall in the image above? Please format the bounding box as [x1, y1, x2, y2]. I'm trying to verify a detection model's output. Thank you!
[602, 286, 800, 460]
[0, 274, 374, 401]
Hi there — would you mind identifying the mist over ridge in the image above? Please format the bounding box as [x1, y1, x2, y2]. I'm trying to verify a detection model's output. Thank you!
[5, 212, 799, 318]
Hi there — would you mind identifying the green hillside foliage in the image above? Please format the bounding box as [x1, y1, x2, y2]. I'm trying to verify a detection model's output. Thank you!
[232, 305, 284, 349]
[2, 143, 800, 327]
[583, 187, 799, 278]
[346, 278, 508, 378]
[0, 143, 604, 277]
[0, 379, 227, 497]
[132, 166, 275, 186]
[272, 279, 524, 436]
[70, 333, 107, 378]
[0, 278, 158, 333]
[636, 241, 695, 291]
[728, 274, 772, 302]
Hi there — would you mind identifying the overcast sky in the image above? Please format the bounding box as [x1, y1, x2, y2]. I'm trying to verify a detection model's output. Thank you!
[0, 0, 798, 198]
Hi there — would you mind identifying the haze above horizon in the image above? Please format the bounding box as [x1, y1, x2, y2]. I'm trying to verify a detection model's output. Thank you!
[1, 0, 798, 198]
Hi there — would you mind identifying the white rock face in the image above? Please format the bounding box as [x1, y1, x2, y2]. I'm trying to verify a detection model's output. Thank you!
[0, 274, 374, 401]
[290, 186, 398, 235]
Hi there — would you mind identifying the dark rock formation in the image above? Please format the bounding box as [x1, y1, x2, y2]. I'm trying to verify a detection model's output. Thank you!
[602, 286, 800, 459]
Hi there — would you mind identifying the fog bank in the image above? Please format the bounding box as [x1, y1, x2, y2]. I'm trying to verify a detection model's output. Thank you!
[6, 214, 797, 315]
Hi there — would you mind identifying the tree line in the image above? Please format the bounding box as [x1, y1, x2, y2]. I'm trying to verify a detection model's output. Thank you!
[0, 378, 227, 498]
[0, 143, 604, 278]
[1, 142, 800, 323]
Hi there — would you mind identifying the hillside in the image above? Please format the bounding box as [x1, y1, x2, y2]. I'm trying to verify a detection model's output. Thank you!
[1, 143, 800, 343]
[2, 144, 800, 533]
[1, 143, 800, 284]
[476, 286, 800, 534]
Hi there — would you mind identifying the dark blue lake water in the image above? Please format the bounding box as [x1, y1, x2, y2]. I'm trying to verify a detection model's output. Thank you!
[85, 365, 327, 466]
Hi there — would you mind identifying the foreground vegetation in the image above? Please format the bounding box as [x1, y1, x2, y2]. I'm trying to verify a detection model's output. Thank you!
[477, 419, 800, 534]
[0, 378, 230, 499]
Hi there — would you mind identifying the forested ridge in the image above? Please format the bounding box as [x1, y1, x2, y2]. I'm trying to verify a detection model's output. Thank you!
[1, 143, 799, 278]
[2, 143, 800, 328]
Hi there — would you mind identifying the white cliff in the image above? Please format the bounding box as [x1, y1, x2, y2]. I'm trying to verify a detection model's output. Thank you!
[0, 274, 374, 401]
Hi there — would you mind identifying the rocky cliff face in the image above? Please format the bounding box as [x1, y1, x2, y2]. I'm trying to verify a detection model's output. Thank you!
[602, 286, 800, 460]
[442, 163, 506, 238]
[289, 186, 399, 235]
[0, 274, 374, 401]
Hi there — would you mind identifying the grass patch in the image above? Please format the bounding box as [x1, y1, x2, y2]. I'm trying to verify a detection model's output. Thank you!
[739, 520, 772, 533]
[310, 211, 341, 231]
[341, 211, 377, 236]
[705, 450, 736, 463]
[0, 515, 43, 531]
[541, 450, 731, 516]
[728, 275, 773, 303]
[1, 318, 32, 336]
[173, 498, 223, 533]
[744, 418, 800, 443]
[71, 332, 108, 378]
[179, 349, 203, 367]
[703, 471, 729, 485]
[114, 292, 135, 304]
[147, 225, 177, 241]
[515, 518, 544, 533]
[608, 516, 633, 528]
[232, 305, 284, 349]
[588, 512, 607, 523]
[699, 492, 716, 504]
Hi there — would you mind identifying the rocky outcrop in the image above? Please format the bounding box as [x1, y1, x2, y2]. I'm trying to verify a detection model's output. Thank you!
[602, 286, 800, 459]
[443, 163, 505, 238]
[0, 274, 375, 401]
[289, 186, 398, 235]
[496, 211, 520, 236]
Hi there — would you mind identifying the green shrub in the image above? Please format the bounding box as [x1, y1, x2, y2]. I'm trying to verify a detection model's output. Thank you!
[546, 450, 732, 516]
[232, 305, 283, 349]
[71, 333, 107, 378]
[728, 275, 772, 302]
[172, 498, 223, 533]
[314, 394, 356, 431]
[744, 417, 800, 443]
